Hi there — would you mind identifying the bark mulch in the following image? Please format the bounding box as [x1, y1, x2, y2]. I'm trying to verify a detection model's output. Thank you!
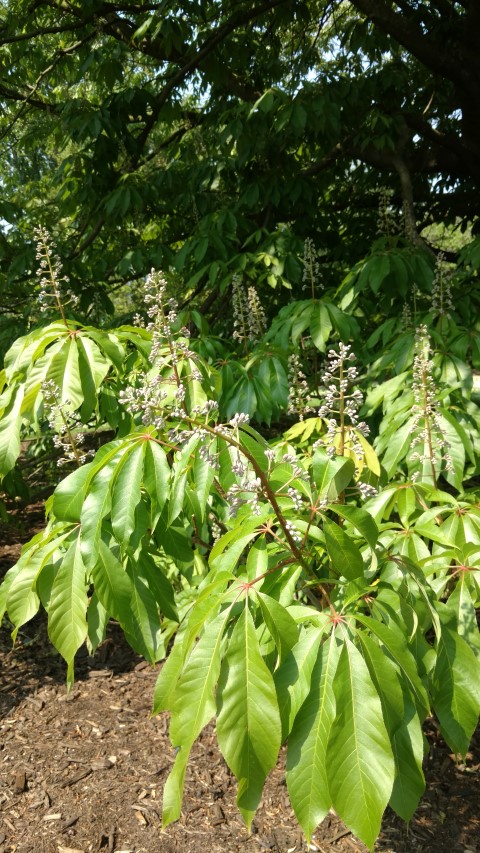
[0, 504, 478, 853]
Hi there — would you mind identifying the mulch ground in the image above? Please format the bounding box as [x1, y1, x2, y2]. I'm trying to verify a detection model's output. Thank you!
[0, 502, 479, 853]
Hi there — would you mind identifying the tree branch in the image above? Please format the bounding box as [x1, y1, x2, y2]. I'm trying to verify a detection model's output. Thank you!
[130, 0, 289, 161]
[350, 0, 474, 93]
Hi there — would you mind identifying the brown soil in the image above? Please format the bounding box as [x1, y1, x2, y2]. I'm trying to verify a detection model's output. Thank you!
[0, 503, 479, 853]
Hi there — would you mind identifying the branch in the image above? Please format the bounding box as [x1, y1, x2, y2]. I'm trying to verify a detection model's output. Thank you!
[114, 0, 290, 159]
[349, 0, 472, 93]
[0, 20, 84, 44]
[0, 82, 57, 113]
[0, 30, 95, 138]
[301, 143, 346, 176]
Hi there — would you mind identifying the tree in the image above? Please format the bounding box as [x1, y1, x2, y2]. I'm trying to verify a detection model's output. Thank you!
[1, 4, 480, 847]
[0, 0, 478, 331]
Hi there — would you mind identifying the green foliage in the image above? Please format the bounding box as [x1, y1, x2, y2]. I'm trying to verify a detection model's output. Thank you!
[1, 1, 480, 328]
[1, 253, 479, 850]
[2, 1, 480, 844]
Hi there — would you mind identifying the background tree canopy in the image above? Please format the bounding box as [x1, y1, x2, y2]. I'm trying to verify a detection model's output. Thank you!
[0, 0, 478, 333]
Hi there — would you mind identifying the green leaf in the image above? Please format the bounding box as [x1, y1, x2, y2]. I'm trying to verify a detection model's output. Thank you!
[76, 335, 111, 421]
[136, 549, 178, 623]
[6, 529, 72, 635]
[163, 607, 232, 826]
[312, 450, 355, 500]
[91, 539, 134, 626]
[191, 448, 216, 523]
[357, 631, 425, 821]
[327, 637, 395, 849]
[125, 560, 163, 662]
[47, 537, 88, 688]
[323, 518, 364, 580]
[328, 504, 378, 551]
[0, 383, 24, 476]
[210, 508, 271, 572]
[286, 633, 340, 841]
[446, 576, 480, 657]
[50, 337, 84, 409]
[274, 624, 327, 739]
[310, 303, 333, 352]
[181, 573, 233, 660]
[216, 605, 281, 828]
[168, 435, 199, 525]
[256, 590, 298, 664]
[143, 439, 171, 526]
[354, 614, 430, 716]
[52, 462, 94, 522]
[389, 691, 425, 821]
[153, 640, 184, 715]
[381, 418, 415, 477]
[111, 442, 145, 544]
[86, 590, 109, 655]
[80, 453, 121, 568]
[246, 537, 268, 581]
[431, 622, 480, 755]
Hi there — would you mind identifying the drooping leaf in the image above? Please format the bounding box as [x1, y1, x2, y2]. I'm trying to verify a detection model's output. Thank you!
[0, 383, 24, 476]
[86, 590, 109, 655]
[91, 539, 134, 626]
[311, 450, 355, 500]
[274, 623, 328, 739]
[357, 631, 425, 822]
[47, 536, 89, 688]
[162, 607, 232, 826]
[355, 613, 430, 716]
[143, 438, 171, 526]
[111, 441, 145, 544]
[216, 605, 281, 828]
[286, 632, 339, 841]
[431, 621, 480, 756]
[327, 637, 395, 849]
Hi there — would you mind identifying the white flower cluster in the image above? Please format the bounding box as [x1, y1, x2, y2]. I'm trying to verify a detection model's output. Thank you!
[35, 226, 79, 315]
[232, 275, 266, 344]
[376, 187, 398, 237]
[119, 374, 168, 429]
[41, 380, 93, 466]
[302, 238, 322, 294]
[430, 254, 454, 321]
[120, 269, 205, 426]
[316, 344, 370, 459]
[226, 475, 263, 517]
[410, 325, 454, 481]
[287, 354, 314, 421]
[284, 519, 302, 544]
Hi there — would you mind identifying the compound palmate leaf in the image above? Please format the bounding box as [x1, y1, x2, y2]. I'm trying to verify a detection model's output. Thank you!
[216, 604, 282, 828]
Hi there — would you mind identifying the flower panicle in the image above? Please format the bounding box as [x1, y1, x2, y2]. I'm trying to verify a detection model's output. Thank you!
[314, 345, 374, 494]
[232, 275, 266, 345]
[302, 238, 323, 295]
[287, 354, 314, 421]
[431, 253, 454, 322]
[377, 187, 398, 237]
[410, 325, 454, 483]
[120, 269, 206, 426]
[34, 226, 79, 318]
[41, 380, 93, 466]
